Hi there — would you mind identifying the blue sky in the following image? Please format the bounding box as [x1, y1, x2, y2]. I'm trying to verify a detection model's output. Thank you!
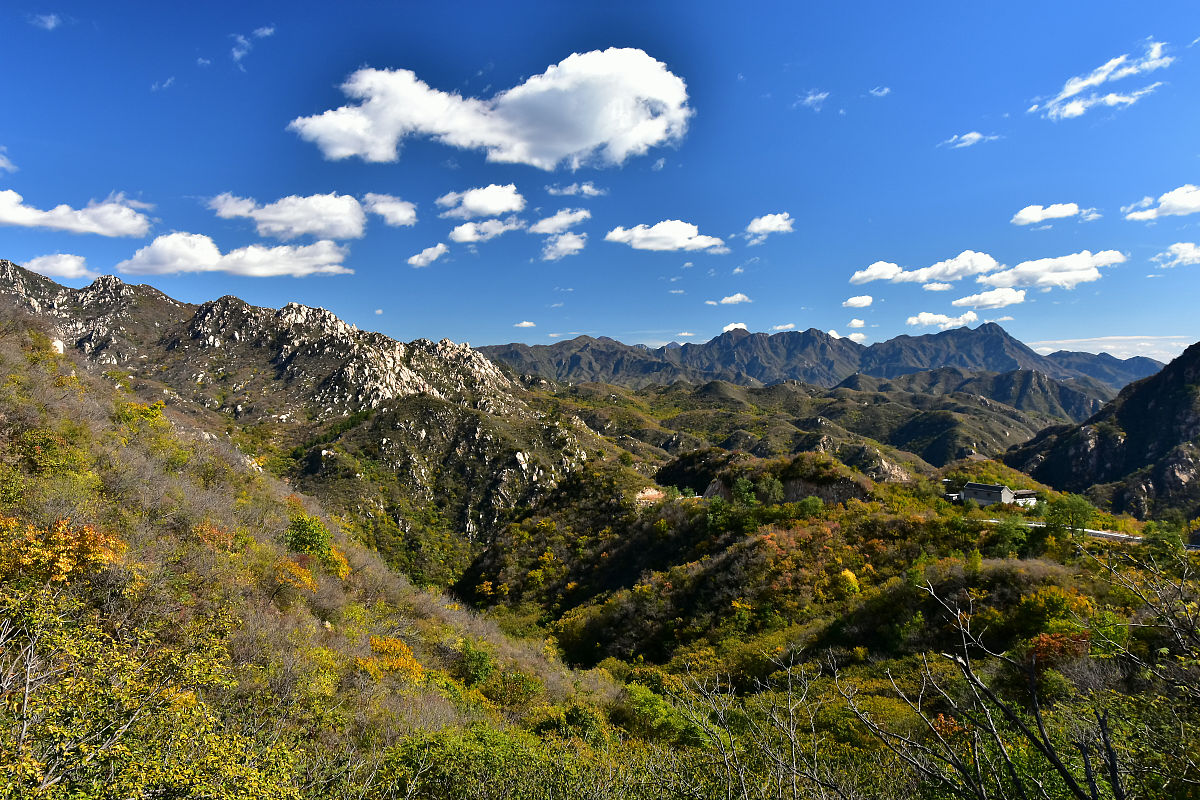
[3, 2, 1199, 360]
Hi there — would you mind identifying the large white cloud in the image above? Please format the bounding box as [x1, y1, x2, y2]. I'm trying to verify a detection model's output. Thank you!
[850, 250, 999, 285]
[744, 211, 794, 245]
[843, 295, 873, 308]
[436, 184, 525, 219]
[952, 287, 1026, 309]
[408, 242, 448, 268]
[448, 217, 523, 243]
[979, 249, 1125, 290]
[1011, 202, 1082, 226]
[605, 220, 725, 252]
[530, 208, 590, 234]
[542, 232, 587, 261]
[1030, 39, 1172, 121]
[209, 192, 366, 240]
[1153, 242, 1200, 268]
[1124, 184, 1200, 221]
[906, 310, 979, 330]
[289, 48, 691, 170]
[363, 193, 417, 227]
[0, 190, 151, 237]
[24, 254, 96, 280]
[116, 232, 350, 276]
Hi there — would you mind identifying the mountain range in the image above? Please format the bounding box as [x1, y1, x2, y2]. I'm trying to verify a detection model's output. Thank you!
[480, 326, 1161, 391]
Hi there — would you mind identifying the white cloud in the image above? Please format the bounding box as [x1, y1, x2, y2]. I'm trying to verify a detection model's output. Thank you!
[951, 287, 1026, 309]
[150, 76, 175, 92]
[1153, 242, 1200, 268]
[0, 190, 151, 237]
[723, 322, 747, 332]
[869, 86, 891, 97]
[545, 182, 606, 197]
[668, 289, 685, 294]
[436, 184, 525, 219]
[253, 25, 275, 38]
[772, 323, 795, 331]
[847, 318, 865, 328]
[116, 232, 350, 276]
[1080, 208, 1101, 221]
[979, 249, 1125, 290]
[449, 217, 523, 243]
[850, 261, 902, 284]
[851, 250, 1000, 285]
[24, 254, 96, 280]
[197, 57, 211, 67]
[676, 331, 695, 337]
[290, 48, 691, 170]
[720, 293, 751, 305]
[375, 309, 383, 315]
[363, 193, 417, 227]
[514, 320, 536, 328]
[848, 332, 867, 343]
[1124, 184, 1200, 221]
[408, 242, 448, 268]
[1031, 39, 1172, 121]
[828, 330, 841, 339]
[797, 89, 829, 111]
[940, 131, 1000, 148]
[28, 13, 61, 30]
[0, 147, 15, 173]
[530, 208, 590, 234]
[542, 232, 587, 261]
[605, 220, 726, 252]
[744, 211, 794, 245]
[1011, 202, 1082, 226]
[923, 282, 952, 291]
[906, 310, 979, 330]
[1030, 334, 1189, 361]
[209, 192, 366, 240]
[843, 295, 873, 308]
[652, 157, 666, 171]
[704, 300, 718, 306]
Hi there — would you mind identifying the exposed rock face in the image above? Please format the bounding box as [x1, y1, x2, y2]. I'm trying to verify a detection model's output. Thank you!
[481, 322, 1161, 391]
[0, 260, 591, 538]
[1005, 340, 1200, 519]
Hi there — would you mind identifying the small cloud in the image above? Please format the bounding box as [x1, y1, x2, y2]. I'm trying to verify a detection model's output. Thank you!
[197, 57, 211, 67]
[732, 266, 744, 274]
[723, 322, 747, 332]
[363, 193, 417, 227]
[530, 208, 590, 234]
[851, 250, 1000, 285]
[151, 76, 176, 92]
[1125, 184, 1200, 221]
[253, 25, 275, 38]
[704, 300, 718, 306]
[668, 289, 685, 294]
[1031, 39, 1172, 121]
[408, 242, 448, 268]
[676, 331, 695, 337]
[514, 320, 536, 328]
[720, 292, 751, 304]
[868, 86, 891, 97]
[0, 147, 16, 174]
[1010, 202, 1082, 226]
[843, 294, 873, 308]
[449, 216, 524, 243]
[545, 182, 606, 197]
[542, 231, 587, 261]
[923, 282, 952, 291]
[847, 318, 865, 328]
[651, 157, 666, 171]
[940, 131, 1000, 148]
[1153, 242, 1200, 268]
[437, 183, 525, 219]
[744, 211, 794, 245]
[952, 287, 1027, 309]
[606, 219, 726, 252]
[848, 332, 867, 343]
[24, 253, 96, 280]
[681, 261, 694, 268]
[772, 323, 795, 331]
[796, 89, 830, 111]
[374, 309, 383, 315]
[905, 310, 979, 330]
[28, 13, 61, 30]
[986, 315, 1014, 323]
